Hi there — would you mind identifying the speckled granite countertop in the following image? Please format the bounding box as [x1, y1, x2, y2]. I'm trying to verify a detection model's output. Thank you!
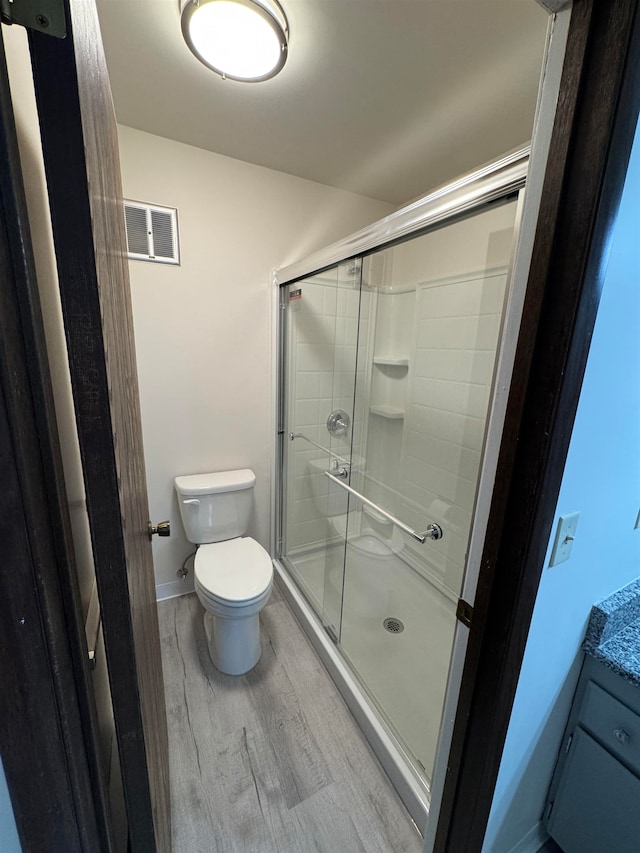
[583, 578, 640, 688]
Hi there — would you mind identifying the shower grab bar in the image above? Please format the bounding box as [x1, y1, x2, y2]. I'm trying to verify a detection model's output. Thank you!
[324, 471, 443, 544]
[289, 431, 351, 466]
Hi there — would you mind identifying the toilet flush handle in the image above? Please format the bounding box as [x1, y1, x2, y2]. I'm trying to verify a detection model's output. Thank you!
[182, 498, 200, 506]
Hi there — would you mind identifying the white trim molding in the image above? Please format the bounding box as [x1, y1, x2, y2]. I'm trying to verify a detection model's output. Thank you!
[156, 577, 194, 601]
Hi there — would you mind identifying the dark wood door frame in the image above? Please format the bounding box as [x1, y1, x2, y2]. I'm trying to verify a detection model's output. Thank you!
[0, 27, 113, 853]
[24, 36, 151, 845]
[27, 0, 171, 849]
[434, 0, 640, 849]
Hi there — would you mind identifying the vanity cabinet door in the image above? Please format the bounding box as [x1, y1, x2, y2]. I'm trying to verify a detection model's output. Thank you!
[580, 680, 640, 774]
[548, 726, 640, 853]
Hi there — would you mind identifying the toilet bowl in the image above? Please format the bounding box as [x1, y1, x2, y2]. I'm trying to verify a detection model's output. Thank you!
[175, 469, 273, 675]
[194, 537, 273, 675]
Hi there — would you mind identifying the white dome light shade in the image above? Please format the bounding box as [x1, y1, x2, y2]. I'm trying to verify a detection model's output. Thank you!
[181, 0, 288, 82]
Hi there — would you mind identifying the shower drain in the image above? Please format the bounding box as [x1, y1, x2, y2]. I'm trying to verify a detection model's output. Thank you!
[383, 617, 405, 634]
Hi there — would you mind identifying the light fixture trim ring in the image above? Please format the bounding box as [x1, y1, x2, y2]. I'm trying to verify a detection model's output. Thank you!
[180, 0, 289, 82]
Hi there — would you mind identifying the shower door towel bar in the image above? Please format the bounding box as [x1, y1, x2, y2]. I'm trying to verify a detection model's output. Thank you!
[289, 431, 351, 466]
[324, 471, 443, 544]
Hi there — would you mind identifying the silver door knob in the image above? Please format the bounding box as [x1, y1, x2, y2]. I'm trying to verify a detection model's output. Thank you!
[148, 520, 170, 540]
[613, 728, 630, 745]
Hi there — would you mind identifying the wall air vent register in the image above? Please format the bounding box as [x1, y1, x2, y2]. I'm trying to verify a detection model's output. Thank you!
[124, 200, 180, 265]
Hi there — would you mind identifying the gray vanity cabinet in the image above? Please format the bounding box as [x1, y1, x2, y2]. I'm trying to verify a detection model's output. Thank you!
[545, 657, 640, 852]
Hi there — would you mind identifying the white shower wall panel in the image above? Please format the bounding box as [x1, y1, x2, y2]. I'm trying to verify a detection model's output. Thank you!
[400, 270, 509, 596]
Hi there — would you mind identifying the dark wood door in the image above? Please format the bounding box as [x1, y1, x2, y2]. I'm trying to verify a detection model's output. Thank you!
[0, 26, 115, 852]
[26, 1, 171, 850]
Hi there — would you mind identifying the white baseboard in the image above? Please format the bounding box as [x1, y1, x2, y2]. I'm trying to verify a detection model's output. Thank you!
[507, 822, 549, 853]
[156, 577, 194, 601]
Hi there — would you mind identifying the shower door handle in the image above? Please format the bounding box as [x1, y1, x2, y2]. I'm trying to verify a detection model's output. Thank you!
[332, 465, 350, 479]
[324, 471, 443, 543]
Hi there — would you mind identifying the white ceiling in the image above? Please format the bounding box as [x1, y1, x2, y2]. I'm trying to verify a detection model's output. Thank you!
[96, 0, 550, 207]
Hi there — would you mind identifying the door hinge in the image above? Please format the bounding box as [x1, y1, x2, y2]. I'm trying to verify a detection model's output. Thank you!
[0, 0, 66, 38]
[456, 598, 473, 628]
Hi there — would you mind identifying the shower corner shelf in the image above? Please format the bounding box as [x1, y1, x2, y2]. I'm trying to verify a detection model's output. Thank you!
[372, 356, 409, 368]
[369, 405, 405, 419]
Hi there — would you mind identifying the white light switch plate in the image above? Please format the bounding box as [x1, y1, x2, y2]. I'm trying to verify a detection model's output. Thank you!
[549, 512, 580, 567]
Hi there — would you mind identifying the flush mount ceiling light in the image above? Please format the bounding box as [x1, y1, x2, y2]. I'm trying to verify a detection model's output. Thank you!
[180, 0, 289, 82]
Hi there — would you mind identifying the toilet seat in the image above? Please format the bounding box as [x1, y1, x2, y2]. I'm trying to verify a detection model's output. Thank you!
[194, 537, 272, 605]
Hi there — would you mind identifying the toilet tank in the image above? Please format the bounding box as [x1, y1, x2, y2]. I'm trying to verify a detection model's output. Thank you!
[175, 469, 256, 544]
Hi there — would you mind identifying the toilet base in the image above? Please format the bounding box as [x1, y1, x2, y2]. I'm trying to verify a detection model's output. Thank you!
[203, 609, 262, 675]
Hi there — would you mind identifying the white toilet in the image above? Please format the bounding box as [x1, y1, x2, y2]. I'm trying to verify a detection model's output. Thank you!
[174, 469, 273, 675]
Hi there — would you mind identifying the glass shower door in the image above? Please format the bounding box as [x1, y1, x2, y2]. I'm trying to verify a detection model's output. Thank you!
[281, 260, 363, 635]
[334, 199, 519, 784]
[278, 192, 519, 792]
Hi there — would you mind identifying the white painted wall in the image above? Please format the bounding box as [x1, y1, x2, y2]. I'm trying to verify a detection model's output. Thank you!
[390, 202, 516, 288]
[484, 120, 640, 853]
[117, 125, 393, 592]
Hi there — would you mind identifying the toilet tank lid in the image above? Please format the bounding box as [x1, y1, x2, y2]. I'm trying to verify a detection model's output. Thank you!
[175, 469, 256, 495]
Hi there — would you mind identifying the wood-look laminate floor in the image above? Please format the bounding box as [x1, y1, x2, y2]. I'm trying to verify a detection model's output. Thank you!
[157, 585, 423, 853]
